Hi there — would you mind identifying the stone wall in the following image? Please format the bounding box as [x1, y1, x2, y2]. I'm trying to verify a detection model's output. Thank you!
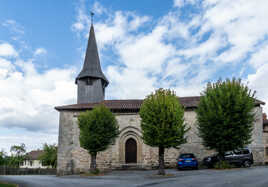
[57, 106, 265, 175]
[248, 106, 265, 165]
[263, 131, 268, 163]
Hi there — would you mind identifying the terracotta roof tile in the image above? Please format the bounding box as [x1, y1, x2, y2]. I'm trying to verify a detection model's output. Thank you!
[55, 96, 265, 112]
[26, 150, 44, 160]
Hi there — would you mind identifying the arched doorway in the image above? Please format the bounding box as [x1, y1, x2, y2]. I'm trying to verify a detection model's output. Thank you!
[125, 138, 137, 163]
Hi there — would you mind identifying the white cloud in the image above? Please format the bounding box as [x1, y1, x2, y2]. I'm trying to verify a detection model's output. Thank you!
[179, 33, 225, 60]
[116, 26, 175, 73]
[0, 130, 57, 153]
[247, 64, 268, 114]
[94, 12, 151, 49]
[92, 1, 107, 15]
[250, 45, 268, 69]
[0, 43, 76, 133]
[0, 43, 18, 57]
[71, 5, 90, 33]
[72, 4, 151, 49]
[106, 67, 156, 99]
[72, 22, 85, 31]
[2, 19, 24, 35]
[128, 14, 150, 31]
[202, 0, 268, 63]
[174, 0, 199, 7]
[34, 48, 47, 56]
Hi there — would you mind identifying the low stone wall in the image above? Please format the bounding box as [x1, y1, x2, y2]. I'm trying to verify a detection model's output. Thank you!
[0, 166, 56, 175]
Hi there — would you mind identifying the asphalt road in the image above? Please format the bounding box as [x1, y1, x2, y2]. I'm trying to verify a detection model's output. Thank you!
[1, 166, 268, 187]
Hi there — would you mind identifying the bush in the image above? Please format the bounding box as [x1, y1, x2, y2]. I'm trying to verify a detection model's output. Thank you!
[90, 168, 100, 175]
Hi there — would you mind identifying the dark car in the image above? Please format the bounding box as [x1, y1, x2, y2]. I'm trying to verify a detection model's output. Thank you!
[203, 148, 254, 168]
[177, 153, 198, 170]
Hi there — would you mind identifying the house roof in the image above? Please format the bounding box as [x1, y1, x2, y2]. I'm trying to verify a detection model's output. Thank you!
[55, 96, 265, 112]
[26, 150, 44, 160]
[75, 25, 109, 86]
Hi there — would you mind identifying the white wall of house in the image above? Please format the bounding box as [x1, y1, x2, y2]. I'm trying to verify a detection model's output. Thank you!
[20, 160, 51, 169]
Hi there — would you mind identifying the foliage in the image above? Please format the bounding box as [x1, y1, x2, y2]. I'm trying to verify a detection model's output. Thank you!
[0, 150, 7, 166]
[9, 143, 26, 167]
[39, 144, 57, 168]
[90, 168, 100, 175]
[214, 161, 234, 169]
[140, 88, 189, 175]
[78, 105, 119, 172]
[10, 143, 26, 157]
[197, 78, 255, 156]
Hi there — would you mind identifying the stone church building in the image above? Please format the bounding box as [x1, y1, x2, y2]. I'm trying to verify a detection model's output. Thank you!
[55, 24, 265, 175]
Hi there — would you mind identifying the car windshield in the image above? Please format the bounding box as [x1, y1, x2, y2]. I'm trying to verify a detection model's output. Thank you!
[179, 154, 195, 158]
[234, 149, 250, 155]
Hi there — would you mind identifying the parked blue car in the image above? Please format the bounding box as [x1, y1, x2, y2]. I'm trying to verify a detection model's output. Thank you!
[177, 153, 198, 170]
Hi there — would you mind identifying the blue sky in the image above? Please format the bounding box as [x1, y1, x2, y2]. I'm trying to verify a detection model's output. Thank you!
[0, 0, 268, 152]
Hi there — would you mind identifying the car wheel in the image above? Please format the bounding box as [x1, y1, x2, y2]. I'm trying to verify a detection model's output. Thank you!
[243, 160, 251, 168]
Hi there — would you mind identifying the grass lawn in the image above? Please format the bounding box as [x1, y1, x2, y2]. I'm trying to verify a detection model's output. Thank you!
[0, 181, 17, 187]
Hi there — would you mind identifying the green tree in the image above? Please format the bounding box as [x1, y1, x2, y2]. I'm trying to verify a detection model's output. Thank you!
[197, 78, 255, 158]
[78, 105, 119, 173]
[0, 150, 6, 166]
[39, 144, 57, 168]
[140, 88, 189, 175]
[9, 143, 26, 167]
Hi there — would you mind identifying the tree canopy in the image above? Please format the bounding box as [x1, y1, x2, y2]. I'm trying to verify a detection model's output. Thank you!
[39, 144, 57, 168]
[140, 88, 189, 175]
[78, 105, 119, 172]
[0, 150, 6, 166]
[196, 78, 256, 156]
[9, 143, 26, 167]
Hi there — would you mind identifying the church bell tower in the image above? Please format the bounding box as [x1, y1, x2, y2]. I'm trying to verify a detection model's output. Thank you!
[75, 18, 109, 104]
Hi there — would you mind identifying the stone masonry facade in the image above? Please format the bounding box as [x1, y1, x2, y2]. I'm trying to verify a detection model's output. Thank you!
[57, 106, 264, 175]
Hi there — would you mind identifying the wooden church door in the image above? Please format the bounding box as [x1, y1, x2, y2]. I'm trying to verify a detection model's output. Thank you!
[125, 138, 137, 163]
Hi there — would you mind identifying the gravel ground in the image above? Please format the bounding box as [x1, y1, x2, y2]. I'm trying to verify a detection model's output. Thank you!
[1, 166, 268, 187]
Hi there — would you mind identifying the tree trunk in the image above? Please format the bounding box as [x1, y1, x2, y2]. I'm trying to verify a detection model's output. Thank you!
[90, 152, 97, 173]
[218, 151, 224, 161]
[158, 146, 165, 175]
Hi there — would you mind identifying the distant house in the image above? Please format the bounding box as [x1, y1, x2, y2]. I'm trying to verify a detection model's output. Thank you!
[20, 150, 50, 169]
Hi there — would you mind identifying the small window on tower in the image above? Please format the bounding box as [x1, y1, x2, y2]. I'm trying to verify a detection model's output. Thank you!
[86, 79, 93, 85]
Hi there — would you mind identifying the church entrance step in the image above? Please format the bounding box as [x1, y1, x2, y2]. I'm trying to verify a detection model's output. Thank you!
[117, 164, 145, 170]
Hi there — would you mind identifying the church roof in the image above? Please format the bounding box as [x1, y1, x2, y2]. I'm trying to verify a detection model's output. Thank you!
[55, 97, 265, 112]
[75, 25, 109, 86]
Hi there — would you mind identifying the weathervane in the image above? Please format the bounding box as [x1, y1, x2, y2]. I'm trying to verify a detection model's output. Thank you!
[90, 11, 94, 25]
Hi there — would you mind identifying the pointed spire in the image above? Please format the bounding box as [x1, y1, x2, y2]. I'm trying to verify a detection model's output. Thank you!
[75, 23, 109, 86]
[90, 11, 94, 25]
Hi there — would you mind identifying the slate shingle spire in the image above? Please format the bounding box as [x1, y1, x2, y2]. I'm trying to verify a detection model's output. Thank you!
[75, 19, 109, 104]
[75, 25, 109, 85]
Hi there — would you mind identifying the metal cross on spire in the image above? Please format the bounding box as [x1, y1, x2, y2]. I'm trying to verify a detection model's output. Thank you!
[90, 11, 94, 25]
